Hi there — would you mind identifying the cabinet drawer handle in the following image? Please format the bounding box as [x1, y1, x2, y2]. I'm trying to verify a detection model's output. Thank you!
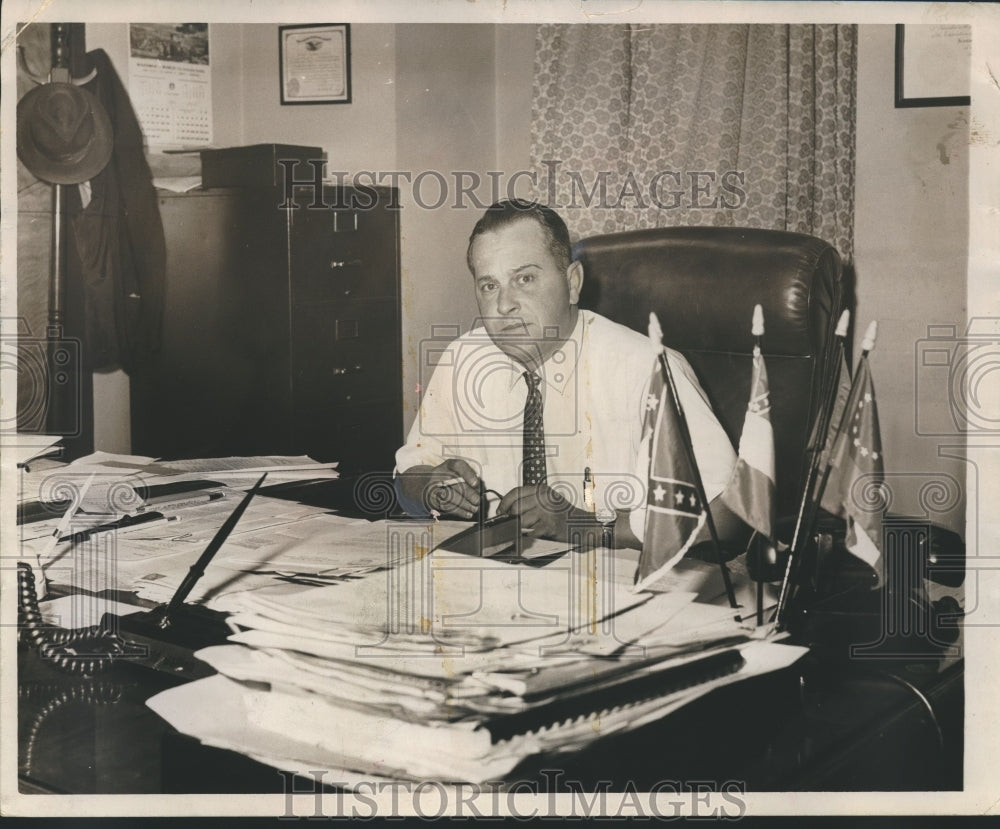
[331, 364, 363, 376]
[329, 258, 363, 269]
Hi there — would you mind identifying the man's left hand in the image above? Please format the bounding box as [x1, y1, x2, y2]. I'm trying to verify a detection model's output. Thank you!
[497, 484, 589, 542]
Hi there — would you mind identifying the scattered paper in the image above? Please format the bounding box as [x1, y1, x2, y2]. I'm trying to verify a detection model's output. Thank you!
[152, 175, 202, 192]
[38, 595, 142, 629]
[19, 453, 340, 519]
[5, 433, 63, 468]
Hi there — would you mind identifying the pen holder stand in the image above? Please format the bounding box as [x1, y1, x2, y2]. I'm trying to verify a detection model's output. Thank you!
[101, 605, 231, 680]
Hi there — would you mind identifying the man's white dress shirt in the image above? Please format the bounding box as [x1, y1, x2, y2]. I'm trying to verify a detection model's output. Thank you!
[396, 310, 735, 540]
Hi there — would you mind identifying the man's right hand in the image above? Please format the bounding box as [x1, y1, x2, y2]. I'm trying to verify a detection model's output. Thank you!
[396, 459, 481, 519]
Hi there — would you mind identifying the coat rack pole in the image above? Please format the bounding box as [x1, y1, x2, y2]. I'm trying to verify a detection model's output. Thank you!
[49, 183, 63, 330]
[44, 22, 70, 441]
[47, 23, 69, 332]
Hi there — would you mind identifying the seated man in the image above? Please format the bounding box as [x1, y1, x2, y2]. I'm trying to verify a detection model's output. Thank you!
[395, 200, 737, 549]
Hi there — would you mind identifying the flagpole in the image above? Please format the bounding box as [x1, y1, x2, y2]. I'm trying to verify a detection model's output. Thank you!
[772, 309, 850, 626]
[650, 313, 738, 609]
[751, 305, 765, 626]
[755, 540, 764, 625]
[775, 320, 878, 630]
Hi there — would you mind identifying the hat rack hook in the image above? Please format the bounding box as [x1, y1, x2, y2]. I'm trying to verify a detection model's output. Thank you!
[17, 28, 97, 88]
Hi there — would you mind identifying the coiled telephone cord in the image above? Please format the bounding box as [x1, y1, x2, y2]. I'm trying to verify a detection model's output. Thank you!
[17, 561, 128, 676]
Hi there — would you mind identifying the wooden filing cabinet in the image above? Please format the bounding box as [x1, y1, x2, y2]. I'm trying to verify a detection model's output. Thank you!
[130, 185, 402, 475]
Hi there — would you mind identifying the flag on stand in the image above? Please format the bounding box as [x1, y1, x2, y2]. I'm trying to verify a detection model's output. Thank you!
[820, 356, 885, 585]
[809, 350, 852, 477]
[634, 354, 707, 591]
[809, 308, 853, 471]
[721, 344, 775, 541]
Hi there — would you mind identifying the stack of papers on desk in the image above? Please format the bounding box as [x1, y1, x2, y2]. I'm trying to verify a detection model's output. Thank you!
[17, 451, 339, 518]
[21, 489, 320, 596]
[16, 452, 350, 605]
[7, 433, 64, 469]
[25, 487, 465, 607]
[147, 550, 808, 783]
[131, 454, 340, 486]
[119, 511, 467, 607]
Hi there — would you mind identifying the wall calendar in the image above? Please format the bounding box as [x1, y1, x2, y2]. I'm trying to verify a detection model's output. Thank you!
[128, 23, 213, 148]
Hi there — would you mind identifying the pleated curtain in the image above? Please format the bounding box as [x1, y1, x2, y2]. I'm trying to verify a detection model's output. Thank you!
[530, 24, 857, 262]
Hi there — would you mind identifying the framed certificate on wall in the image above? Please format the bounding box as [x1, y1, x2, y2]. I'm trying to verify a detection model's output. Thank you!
[895, 23, 971, 108]
[279, 23, 351, 105]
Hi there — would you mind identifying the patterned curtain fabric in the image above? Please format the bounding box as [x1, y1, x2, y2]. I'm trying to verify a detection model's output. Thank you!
[530, 24, 857, 262]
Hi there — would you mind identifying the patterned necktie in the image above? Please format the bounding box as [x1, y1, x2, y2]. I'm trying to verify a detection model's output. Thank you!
[522, 371, 547, 486]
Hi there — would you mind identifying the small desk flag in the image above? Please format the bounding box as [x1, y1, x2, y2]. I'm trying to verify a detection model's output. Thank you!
[810, 351, 852, 474]
[820, 356, 885, 585]
[722, 344, 775, 541]
[634, 354, 707, 590]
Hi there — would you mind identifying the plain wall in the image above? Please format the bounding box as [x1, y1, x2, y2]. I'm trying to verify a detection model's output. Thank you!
[494, 25, 536, 191]
[854, 25, 968, 535]
[394, 24, 496, 433]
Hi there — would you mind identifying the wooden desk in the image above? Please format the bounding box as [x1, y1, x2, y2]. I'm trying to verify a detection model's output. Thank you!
[17, 629, 962, 795]
[15, 475, 963, 795]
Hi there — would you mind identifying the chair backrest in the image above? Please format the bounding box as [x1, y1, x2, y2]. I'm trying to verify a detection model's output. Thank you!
[573, 226, 844, 520]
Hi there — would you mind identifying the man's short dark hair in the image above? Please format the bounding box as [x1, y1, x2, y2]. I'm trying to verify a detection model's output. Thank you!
[466, 200, 572, 274]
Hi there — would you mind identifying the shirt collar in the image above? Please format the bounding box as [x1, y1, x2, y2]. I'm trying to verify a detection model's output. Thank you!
[504, 310, 586, 394]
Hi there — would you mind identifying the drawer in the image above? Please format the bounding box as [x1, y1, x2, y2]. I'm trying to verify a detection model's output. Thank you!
[291, 300, 400, 407]
[289, 189, 399, 305]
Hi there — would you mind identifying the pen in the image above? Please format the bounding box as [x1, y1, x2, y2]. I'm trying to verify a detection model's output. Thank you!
[138, 490, 225, 512]
[583, 467, 595, 512]
[58, 511, 178, 543]
[44, 471, 96, 554]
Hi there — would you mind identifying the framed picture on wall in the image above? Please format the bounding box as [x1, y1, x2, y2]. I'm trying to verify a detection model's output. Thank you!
[279, 23, 351, 105]
[894, 23, 971, 108]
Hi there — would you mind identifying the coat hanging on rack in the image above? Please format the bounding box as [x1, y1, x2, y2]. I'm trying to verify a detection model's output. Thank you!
[65, 48, 166, 376]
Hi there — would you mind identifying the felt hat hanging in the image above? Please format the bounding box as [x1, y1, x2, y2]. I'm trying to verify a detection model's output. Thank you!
[17, 79, 113, 185]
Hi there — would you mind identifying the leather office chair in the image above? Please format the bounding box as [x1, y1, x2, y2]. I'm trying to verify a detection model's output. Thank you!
[575, 225, 964, 636]
[573, 226, 844, 529]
